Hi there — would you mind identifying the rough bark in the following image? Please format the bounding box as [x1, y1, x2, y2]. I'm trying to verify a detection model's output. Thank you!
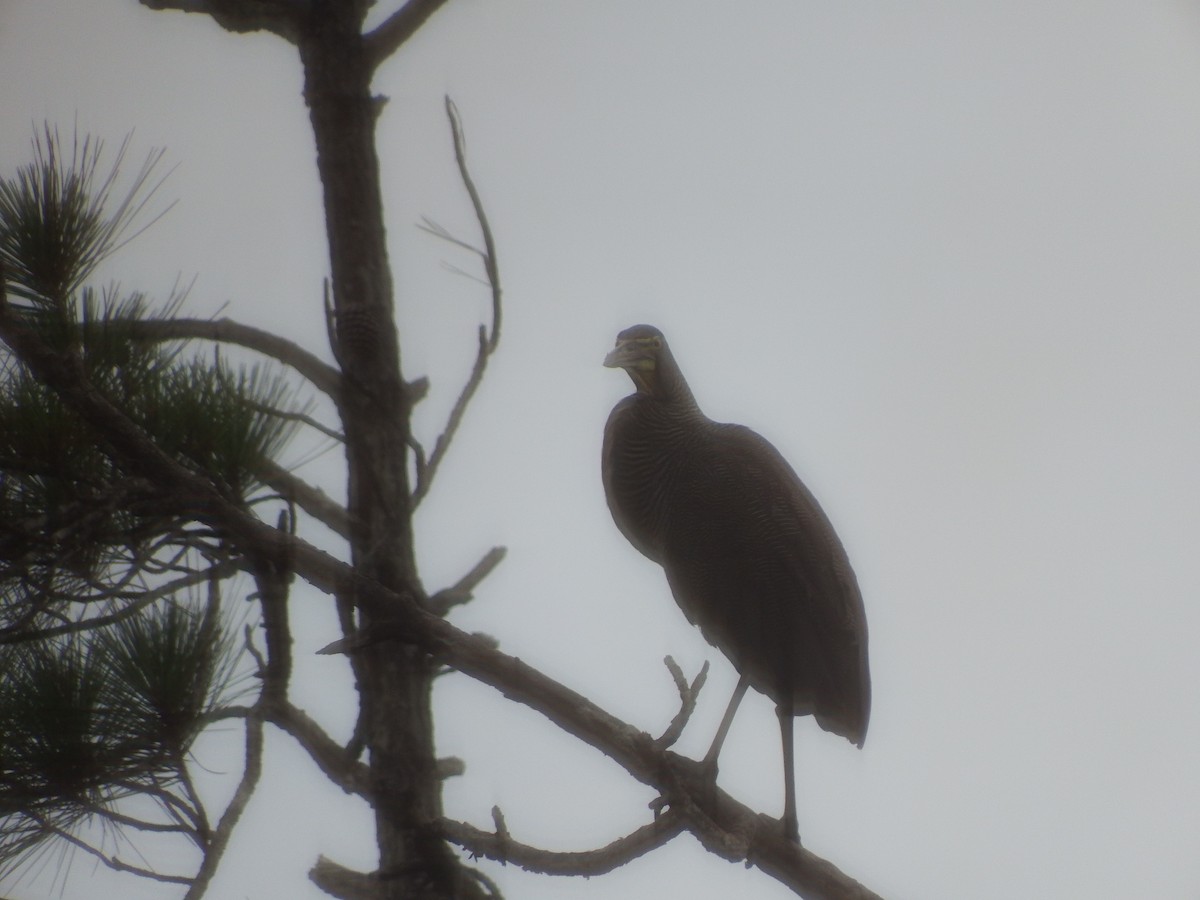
[295, 6, 451, 898]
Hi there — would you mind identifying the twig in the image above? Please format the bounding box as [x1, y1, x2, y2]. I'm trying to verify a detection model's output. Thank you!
[407, 434, 428, 490]
[364, 0, 454, 70]
[446, 97, 502, 354]
[31, 814, 194, 886]
[115, 774, 205, 837]
[85, 803, 195, 837]
[417, 216, 484, 257]
[244, 397, 344, 443]
[243, 623, 267, 677]
[263, 699, 371, 797]
[308, 855, 377, 900]
[126, 316, 342, 401]
[171, 752, 212, 845]
[254, 458, 351, 540]
[411, 98, 503, 507]
[184, 708, 265, 899]
[138, 0, 301, 43]
[654, 657, 710, 750]
[428, 546, 507, 615]
[440, 810, 684, 876]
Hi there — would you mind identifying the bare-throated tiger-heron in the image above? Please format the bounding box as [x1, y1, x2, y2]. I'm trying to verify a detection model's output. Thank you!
[601, 324, 870, 843]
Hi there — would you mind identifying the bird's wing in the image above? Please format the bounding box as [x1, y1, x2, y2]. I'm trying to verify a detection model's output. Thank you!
[657, 422, 870, 739]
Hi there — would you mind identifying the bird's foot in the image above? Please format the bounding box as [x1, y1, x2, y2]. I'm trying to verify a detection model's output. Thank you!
[781, 813, 800, 845]
[697, 749, 721, 784]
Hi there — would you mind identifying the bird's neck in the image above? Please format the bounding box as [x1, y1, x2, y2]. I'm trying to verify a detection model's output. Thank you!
[640, 359, 700, 411]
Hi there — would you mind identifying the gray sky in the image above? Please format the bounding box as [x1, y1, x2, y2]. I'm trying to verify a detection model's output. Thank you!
[3, 2, 1200, 898]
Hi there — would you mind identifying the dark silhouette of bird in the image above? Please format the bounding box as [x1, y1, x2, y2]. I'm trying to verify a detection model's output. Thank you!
[601, 324, 870, 843]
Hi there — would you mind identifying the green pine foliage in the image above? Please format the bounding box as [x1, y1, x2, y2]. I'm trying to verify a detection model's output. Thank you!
[0, 602, 245, 880]
[0, 126, 299, 884]
[0, 125, 172, 309]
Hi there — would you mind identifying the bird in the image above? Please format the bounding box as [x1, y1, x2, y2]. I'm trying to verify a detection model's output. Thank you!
[601, 323, 870, 843]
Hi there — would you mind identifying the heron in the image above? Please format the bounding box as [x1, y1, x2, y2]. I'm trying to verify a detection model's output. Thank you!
[601, 324, 870, 842]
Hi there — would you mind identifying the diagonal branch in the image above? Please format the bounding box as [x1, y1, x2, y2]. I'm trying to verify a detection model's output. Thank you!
[439, 809, 685, 876]
[255, 458, 351, 540]
[364, 0, 455, 71]
[434, 640, 882, 899]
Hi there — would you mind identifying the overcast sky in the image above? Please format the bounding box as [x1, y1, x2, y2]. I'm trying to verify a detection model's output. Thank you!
[3, 2, 1200, 898]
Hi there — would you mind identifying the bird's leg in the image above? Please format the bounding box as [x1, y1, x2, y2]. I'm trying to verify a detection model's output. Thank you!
[778, 704, 800, 844]
[701, 674, 749, 776]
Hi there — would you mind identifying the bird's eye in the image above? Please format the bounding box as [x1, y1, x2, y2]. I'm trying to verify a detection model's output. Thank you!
[651, 337, 662, 349]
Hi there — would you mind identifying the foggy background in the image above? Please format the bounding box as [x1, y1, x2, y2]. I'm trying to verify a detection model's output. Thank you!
[2, 2, 1199, 898]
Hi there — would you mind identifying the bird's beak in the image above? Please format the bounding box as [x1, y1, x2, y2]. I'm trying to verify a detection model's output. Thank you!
[604, 341, 643, 369]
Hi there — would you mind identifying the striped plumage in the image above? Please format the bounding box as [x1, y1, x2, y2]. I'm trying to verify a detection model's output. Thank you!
[601, 324, 869, 841]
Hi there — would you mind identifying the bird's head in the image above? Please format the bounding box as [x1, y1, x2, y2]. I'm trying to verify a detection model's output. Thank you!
[604, 324, 694, 402]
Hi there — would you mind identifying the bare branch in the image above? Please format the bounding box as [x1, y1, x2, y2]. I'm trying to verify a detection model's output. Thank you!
[446, 97, 502, 355]
[185, 710, 265, 899]
[310, 853, 494, 900]
[406, 374, 430, 404]
[255, 458, 351, 540]
[84, 804, 196, 838]
[139, 0, 301, 43]
[412, 326, 488, 506]
[440, 810, 685, 877]
[654, 657, 709, 750]
[408, 434, 429, 489]
[428, 545, 506, 615]
[411, 98, 503, 507]
[253, 514, 295, 705]
[264, 699, 371, 797]
[417, 216, 485, 257]
[364, 0, 454, 71]
[326, 621, 883, 899]
[171, 753, 213, 845]
[243, 623, 267, 677]
[309, 855, 377, 900]
[113, 774, 206, 836]
[31, 814, 194, 886]
[245, 397, 344, 444]
[125, 317, 342, 401]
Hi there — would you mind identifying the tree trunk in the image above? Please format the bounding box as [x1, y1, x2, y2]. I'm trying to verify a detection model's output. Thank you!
[297, 7, 454, 897]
